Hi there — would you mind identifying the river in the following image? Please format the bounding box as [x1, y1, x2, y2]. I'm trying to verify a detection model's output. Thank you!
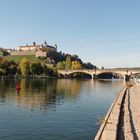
[0, 78, 124, 140]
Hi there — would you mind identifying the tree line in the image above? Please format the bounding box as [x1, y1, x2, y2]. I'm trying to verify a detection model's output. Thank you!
[56, 55, 96, 70]
[0, 52, 97, 77]
[0, 58, 57, 77]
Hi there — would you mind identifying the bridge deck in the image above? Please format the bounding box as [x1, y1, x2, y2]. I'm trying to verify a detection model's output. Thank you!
[94, 84, 140, 140]
[58, 69, 140, 79]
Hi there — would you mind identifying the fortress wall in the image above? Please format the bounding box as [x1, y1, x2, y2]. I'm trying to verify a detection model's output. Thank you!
[35, 51, 47, 57]
[11, 51, 36, 56]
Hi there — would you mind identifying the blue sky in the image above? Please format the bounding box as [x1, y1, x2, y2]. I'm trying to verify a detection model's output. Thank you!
[0, 0, 140, 68]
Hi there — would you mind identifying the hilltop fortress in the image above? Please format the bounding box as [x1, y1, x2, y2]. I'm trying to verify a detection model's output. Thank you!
[11, 41, 57, 57]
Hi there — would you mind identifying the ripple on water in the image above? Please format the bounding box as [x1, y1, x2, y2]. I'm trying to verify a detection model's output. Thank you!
[0, 79, 124, 140]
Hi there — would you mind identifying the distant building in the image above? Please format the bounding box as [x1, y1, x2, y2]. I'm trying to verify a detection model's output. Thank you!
[35, 51, 47, 58]
[11, 41, 57, 57]
[5, 49, 13, 53]
[17, 42, 57, 52]
[0, 47, 10, 57]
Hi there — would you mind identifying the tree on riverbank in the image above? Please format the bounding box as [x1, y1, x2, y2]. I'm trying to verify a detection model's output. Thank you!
[56, 57, 82, 70]
[0, 58, 18, 75]
[56, 55, 96, 70]
[20, 58, 30, 76]
[56, 61, 65, 69]
[65, 55, 71, 70]
[71, 61, 82, 70]
[30, 63, 44, 75]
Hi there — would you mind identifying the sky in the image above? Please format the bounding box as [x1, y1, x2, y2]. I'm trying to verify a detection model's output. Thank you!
[0, 0, 140, 68]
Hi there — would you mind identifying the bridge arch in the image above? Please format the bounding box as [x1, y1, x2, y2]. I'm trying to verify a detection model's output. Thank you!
[131, 72, 140, 77]
[63, 71, 92, 78]
[96, 72, 124, 79]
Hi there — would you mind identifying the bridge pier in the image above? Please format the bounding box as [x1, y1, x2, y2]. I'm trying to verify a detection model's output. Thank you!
[124, 74, 131, 81]
[92, 74, 98, 79]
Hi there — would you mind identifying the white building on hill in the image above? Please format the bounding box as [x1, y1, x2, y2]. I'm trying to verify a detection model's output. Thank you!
[17, 42, 57, 52]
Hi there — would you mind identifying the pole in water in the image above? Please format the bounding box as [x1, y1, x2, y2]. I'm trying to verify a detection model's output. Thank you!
[16, 82, 21, 94]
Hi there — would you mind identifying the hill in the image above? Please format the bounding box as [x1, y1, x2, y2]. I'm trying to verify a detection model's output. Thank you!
[4, 55, 43, 63]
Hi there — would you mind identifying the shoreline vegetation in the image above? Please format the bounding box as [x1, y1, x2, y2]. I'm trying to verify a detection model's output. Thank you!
[0, 73, 94, 80]
[0, 52, 97, 79]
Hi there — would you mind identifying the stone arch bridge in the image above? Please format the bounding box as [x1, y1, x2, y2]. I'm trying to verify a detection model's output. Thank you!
[58, 69, 140, 80]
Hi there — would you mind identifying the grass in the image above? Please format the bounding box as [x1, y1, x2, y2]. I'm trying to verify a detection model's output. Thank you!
[4, 55, 44, 63]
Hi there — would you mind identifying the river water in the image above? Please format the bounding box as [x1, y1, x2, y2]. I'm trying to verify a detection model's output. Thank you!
[0, 79, 124, 140]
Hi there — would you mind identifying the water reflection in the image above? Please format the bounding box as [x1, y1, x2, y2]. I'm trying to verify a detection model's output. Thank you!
[0, 79, 125, 113]
[0, 79, 83, 112]
[0, 79, 124, 140]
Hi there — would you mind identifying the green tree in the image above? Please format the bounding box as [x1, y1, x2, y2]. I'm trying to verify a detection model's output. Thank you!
[30, 63, 38, 75]
[20, 58, 30, 76]
[0, 59, 9, 75]
[83, 62, 96, 69]
[43, 64, 48, 76]
[71, 61, 82, 70]
[30, 63, 44, 75]
[38, 63, 44, 74]
[65, 55, 71, 70]
[56, 61, 65, 69]
[9, 65, 17, 75]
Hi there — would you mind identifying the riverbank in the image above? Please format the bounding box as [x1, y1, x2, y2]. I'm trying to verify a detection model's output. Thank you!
[0, 74, 96, 80]
[94, 83, 140, 140]
[0, 75, 58, 80]
[122, 84, 140, 139]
